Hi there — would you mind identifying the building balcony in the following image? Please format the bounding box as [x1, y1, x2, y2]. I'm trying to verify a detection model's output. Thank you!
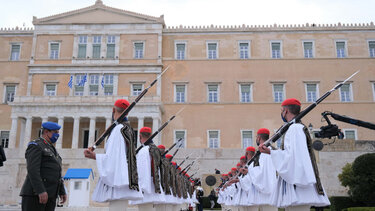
[11, 95, 161, 106]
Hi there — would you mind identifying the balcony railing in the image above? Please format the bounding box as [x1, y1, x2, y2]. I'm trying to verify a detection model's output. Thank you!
[11, 95, 161, 105]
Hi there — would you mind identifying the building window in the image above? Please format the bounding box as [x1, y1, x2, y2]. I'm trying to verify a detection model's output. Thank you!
[78, 36, 87, 59]
[92, 36, 101, 59]
[207, 84, 219, 103]
[207, 43, 218, 59]
[305, 83, 318, 102]
[242, 130, 253, 148]
[132, 84, 143, 96]
[271, 42, 281, 58]
[369, 41, 375, 58]
[89, 74, 99, 96]
[134, 42, 144, 59]
[107, 35, 115, 59]
[340, 83, 352, 102]
[175, 130, 186, 148]
[303, 41, 314, 58]
[343, 129, 357, 140]
[74, 181, 82, 190]
[175, 84, 186, 103]
[240, 84, 252, 103]
[372, 83, 375, 101]
[10, 44, 20, 61]
[176, 43, 186, 60]
[208, 130, 220, 149]
[45, 84, 56, 96]
[49, 43, 59, 59]
[239, 42, 250, 59]
[4, 85, 16, 103]
[1, 131, 9, 148]
[103, 74, 114, 96]
[74, 74, 86, 96]
[273, 84, 285, 103]
[336, 41, 347, 58]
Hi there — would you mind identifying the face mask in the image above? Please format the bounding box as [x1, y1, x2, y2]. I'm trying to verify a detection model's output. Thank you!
[49, 133, 59, 143]
[281, 111, 287, 123]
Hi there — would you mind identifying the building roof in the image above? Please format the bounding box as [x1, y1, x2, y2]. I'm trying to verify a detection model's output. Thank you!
[32, 0, 165, 25]
[64, 168, 94, 180]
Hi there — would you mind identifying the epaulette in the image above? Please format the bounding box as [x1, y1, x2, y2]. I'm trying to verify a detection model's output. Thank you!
[28, 141, 38, 146]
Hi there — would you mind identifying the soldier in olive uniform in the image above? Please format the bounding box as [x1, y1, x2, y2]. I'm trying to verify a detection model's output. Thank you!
[20, 121, 67, 211]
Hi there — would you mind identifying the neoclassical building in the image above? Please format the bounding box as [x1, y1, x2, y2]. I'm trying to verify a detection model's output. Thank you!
[0, 0, 375, 206]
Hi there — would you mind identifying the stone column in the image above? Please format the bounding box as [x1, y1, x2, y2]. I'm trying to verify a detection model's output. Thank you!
[72, 117, 80, 149]
[152, 117, 160, 145]
[137, 117, 144, 144]
[24, 117, 33, 148]
[56, 117, 64, 149]
[104, 117, 112, 148]
[89, 117, 96, 146]
[9, 117, 18, 148]
[105, 118, 112, 129]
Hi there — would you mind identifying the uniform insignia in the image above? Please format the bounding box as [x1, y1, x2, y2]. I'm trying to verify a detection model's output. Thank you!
[28, 142, 38, 146]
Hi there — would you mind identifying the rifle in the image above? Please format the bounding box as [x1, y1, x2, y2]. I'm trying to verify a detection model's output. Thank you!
[176, 153, 192, 169]
[91, 66, 170, 150]
[136, 107, 184, 154]
[162, 138, 183, 157]
[180, 156, 200, 174]
[246, 70, 360, 166]
[170, 143, 183, 160]
[188, 170, 199, 179]
[180, 163, 192, 174]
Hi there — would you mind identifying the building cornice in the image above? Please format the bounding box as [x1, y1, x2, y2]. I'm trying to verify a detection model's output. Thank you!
[163, 22, 375, 33]
[0, 27, 34, 35]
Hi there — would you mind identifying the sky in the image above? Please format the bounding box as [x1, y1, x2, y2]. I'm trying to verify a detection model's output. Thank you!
[0, 0, 374, 28]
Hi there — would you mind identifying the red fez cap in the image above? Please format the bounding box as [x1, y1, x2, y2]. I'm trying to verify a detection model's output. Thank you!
[240, 156, 246, 160]
[182, 171, 186, 174]
[246, 146, 256, 152]
[222, 174, 226, 177]
[281, 98, 301, 106]
[114, 99, 130, 109]
[171, 161, 177, 166]
[224, 174, 228, 177]
[236, 163, 241, 167]
[186, 174, 189, 177]
[178, 167, 182, 171]
[140, 127, 152, 134]
[257, 128, 270, 135]
[231, 167, 237, 171]
[228, 172, 232, 176]
[165, 154, 172, 159]
[158, 145, 165, 149]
